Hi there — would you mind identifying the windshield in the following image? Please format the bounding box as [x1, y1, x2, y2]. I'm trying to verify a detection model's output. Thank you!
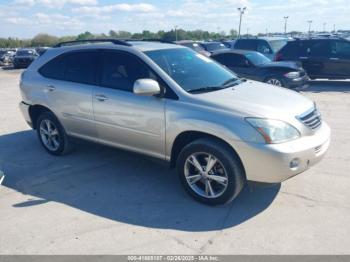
[269, 40, 288, 52]
[16, 50, 36, 56]
[245, 52, 271, 66]
[203, 43, 227, 52]
[145, 48, 239, 92]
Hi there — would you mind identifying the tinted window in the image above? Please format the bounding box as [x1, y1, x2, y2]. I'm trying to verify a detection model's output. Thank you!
[201, 43, 227, 52]
[17, 50, 37, 56]
[308, 41, 331, 57]
[39, 56, 65, 80]
[234, 40, 257, 50]
[39, 51, 97, 85]
[64, 52, 97, 85]
[280, 40, 310, 59]
[100, 51, 157, 92]
[214, 54, 248, 67]
[331, 41, 350, 58]
[145, 48, 239, 92]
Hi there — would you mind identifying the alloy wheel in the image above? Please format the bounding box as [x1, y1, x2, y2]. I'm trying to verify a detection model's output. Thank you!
[267, 78, 283, 86]
[184, 152, 229, 199]
[39, 119, 60, 151]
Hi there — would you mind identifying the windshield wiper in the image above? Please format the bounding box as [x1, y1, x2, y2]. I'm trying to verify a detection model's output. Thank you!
[188, 78, 242, 94]
[221, 78, 241, 87]
[188, 86, 227, 93]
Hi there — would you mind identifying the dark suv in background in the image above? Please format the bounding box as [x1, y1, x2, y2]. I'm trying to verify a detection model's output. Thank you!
[234, 37, 289, 60]
[13, 48, 39, 69]
[275, 38, 350, 79]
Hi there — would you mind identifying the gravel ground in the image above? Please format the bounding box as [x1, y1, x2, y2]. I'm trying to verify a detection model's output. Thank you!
[0, 68, 349, 255]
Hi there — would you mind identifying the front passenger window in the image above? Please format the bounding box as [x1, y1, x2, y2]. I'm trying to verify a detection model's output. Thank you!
[100, 52, 156, 92]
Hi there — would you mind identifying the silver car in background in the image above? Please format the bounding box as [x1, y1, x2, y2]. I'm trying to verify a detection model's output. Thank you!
[19, 39, 331, 205]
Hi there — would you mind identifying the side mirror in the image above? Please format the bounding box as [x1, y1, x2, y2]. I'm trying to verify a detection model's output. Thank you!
[133, 79, 161, 96]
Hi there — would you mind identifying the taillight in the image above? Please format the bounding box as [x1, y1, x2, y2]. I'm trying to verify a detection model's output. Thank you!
[275, 52, 282, 61]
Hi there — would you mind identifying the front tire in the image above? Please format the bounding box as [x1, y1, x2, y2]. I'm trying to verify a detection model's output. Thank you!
[177, 138, 246, 205]
[36, 111, 71, 156]
[265, 77, 284, 87]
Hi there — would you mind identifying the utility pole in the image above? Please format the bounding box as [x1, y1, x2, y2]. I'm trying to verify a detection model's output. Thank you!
[237, 7, 247, 39]
[284, 16, 289, 35]
[323, 22, 327, 32]
[174, 25, 178, 41]
[307, 20, 313, 35]
[333, 24, 336, 33]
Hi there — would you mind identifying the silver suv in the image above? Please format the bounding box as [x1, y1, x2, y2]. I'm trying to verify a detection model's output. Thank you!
[19, 39, 331, 205]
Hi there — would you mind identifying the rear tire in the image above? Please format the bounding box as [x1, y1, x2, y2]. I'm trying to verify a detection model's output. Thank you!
[36, 111, 71, 156]
[177, 138, 246, 206]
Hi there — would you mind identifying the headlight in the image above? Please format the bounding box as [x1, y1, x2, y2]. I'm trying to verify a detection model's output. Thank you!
[284, 71, 300, 79]
[245, 118, 300, 144]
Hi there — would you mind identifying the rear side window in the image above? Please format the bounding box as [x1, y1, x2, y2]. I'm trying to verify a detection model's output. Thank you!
[331, 41, 350, 58]
[64, 52, 97, 85]
[235, 40, 257, 51]
[39, 51, 98, 85]
[280, 41, 311, 58]
[308, 40, 331, 57]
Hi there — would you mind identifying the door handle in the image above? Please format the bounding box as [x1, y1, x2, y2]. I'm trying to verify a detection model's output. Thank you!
[95, 94, 108, 101]
[46, 85, 56, 92]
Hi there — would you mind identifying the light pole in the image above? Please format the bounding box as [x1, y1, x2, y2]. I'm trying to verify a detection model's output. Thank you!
[307, 20, 313, 35]
[284, 16, 289, 35]
[323, 22, 327, 32]
[237, 7, 246, 39]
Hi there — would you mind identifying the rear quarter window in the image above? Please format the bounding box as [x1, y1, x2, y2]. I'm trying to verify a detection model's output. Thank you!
[39, 51, 98, 85]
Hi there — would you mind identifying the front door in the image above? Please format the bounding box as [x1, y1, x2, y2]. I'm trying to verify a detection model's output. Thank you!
[92, 50, 166, 159]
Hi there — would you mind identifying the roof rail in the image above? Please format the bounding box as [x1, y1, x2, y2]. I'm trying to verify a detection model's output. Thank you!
[53, 39, 132, 48]
[125, 39, 175, 44]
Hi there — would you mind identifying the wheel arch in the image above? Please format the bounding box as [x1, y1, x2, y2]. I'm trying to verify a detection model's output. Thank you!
[28, 104, 55, 129]
[170, 131, 245, 177]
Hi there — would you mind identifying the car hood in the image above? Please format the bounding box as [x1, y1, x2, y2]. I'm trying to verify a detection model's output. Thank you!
[260, 61, 302, 70]
[193, 80, 313, 118]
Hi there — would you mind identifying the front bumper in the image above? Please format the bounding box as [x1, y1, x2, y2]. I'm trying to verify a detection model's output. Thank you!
[19, 101, 33, 128]
[234, 122, 331, 183]
[284, 75, 309, 89]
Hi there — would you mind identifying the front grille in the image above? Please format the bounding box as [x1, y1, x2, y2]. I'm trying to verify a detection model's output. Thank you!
[297, 107, 322, 130]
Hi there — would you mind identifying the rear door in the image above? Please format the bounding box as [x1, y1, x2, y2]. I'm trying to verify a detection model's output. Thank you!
[39, 50, 98, 139]
[301, 40, 332, 78]
[328, 40, 350, 78]
[92, 50, 166, 159]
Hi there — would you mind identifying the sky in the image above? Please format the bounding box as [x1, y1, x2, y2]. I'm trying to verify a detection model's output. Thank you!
[0, 0, 348, 38]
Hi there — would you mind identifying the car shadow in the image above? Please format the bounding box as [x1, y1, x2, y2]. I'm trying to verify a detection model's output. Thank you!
[0, 130, 280, 232]
[304, 80, 350, 93]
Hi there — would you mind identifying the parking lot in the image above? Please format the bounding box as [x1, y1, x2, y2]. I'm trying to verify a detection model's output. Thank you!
[0, 67, 349, 254]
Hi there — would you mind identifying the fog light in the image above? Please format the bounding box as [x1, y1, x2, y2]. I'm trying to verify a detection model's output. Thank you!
[290, 158, 300, 170]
